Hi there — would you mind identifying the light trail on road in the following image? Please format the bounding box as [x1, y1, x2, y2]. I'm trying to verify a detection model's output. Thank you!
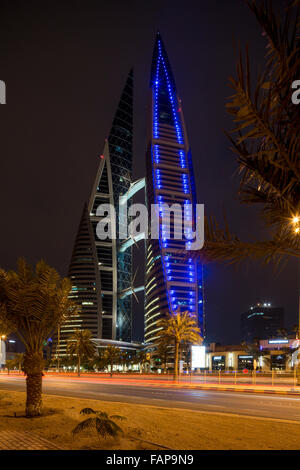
[1, 374, 300, 423]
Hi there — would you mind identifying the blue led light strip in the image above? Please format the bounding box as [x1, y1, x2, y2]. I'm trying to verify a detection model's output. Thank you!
[150, 38, 198, 315]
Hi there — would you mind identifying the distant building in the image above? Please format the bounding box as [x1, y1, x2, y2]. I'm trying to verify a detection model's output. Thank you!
[53, 32, 205, 358]
[240, 302, 284, 343]
[5, 334, 24, 360]
[205, 338, 299, 372]
[53, 70, 134, 357]
[259, 338, 300, 371]
[206, 343, 251, 371]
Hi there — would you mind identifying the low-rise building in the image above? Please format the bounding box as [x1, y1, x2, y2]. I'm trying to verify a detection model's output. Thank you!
[259, 338, 300, 371]
[205, 338, 300, 372]
[206, 344, 252, 371]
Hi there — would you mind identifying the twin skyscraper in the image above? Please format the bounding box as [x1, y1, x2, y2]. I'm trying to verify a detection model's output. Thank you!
[57, 32, 204, 355]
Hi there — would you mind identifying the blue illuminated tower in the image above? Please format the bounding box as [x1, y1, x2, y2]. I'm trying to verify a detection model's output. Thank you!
[144, 32, 204, 344]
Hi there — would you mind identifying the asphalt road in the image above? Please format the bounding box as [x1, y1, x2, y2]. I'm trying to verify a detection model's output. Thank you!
[1, 375, 300, 423]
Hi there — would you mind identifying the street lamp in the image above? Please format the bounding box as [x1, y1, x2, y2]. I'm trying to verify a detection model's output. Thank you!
[291, 216, 300, 385]
[0, 336, 6, 372]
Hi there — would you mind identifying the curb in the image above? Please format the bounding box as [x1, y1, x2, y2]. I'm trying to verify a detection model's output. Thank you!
[171, 383, 300, 396]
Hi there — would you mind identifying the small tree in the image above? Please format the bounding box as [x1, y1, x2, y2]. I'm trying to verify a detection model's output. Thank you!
[5, 353, 24, 374]
[14, 353, 24, 374]
[153, 337, 172, 374]
[119, 351, 132, 372]
[158, 310, 202, 380]
[292, 324, 299, 339]
[103, 346, 121, 377]
[134, 350, 149, 373]
[66, 329, 95, 377]
[72, 408, 125, 441]
[6, 359, 15, 375]
[89, 349, 105, 372]
[0, 258, 78, 417]
[276, 328, 288, 339]
[59, 354, 77, 371]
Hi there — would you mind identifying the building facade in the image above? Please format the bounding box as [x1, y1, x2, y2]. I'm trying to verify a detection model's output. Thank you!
[144, 32, 204, 344]
[206, 344, 253, 371]
[240, 302, 284, 343]
[56, 71, 134, 355]
[55, 33, 204, 357]
[205, 338, 300, 372]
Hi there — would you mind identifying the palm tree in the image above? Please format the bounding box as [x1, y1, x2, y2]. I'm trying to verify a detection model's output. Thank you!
[153, 337, 172, 374]
[72, 408, 125, 441]
[119, 350, 132, 372]
[0, 258, 78, 417]
[292, 324, 299, 339]
[276, 328, 288, 338]
[5, 353, 24, 374]
[89, 349, 105, 372]
[14, 353, 24, 374]
[135, 350, 149, 373]
[158, 310, 202, 380]
[103, 346, 121, 377]
[58, 354, 77, 371]
[197, 1, 300, 266]
[6, 359, 15, 374]
[66, 329, 95, 377]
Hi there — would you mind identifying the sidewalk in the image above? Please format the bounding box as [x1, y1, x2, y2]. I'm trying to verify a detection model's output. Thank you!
[0, 430, 62, 450]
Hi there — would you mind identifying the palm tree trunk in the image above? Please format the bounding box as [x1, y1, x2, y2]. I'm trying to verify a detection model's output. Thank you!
[24, 352, 43, 417]
[78, 355, 81, 377]
[26, 372, 42, 417]
[174, 340, 179, 381]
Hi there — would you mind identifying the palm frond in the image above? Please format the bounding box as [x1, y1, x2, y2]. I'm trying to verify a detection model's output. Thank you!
[95, 417, 123, 438]
[0, 258, 78, 356]
[80, 408, 96, 415]
[199, 1, 300, 268]
[109, 415, 127, 421]
[72, 417, 97, 435]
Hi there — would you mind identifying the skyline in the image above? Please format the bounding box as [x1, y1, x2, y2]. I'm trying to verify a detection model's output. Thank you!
[0, 0, 297, 345]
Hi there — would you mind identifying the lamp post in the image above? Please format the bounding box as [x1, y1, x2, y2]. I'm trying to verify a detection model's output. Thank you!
[291, 216, 300, 385]
[0, 335, 6, 371]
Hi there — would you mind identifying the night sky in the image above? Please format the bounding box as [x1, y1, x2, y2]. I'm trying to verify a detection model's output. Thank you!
[0, 0, 297, 344]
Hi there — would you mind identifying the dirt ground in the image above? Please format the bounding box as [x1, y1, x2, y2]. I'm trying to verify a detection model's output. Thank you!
[0, 390, 300, 450]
